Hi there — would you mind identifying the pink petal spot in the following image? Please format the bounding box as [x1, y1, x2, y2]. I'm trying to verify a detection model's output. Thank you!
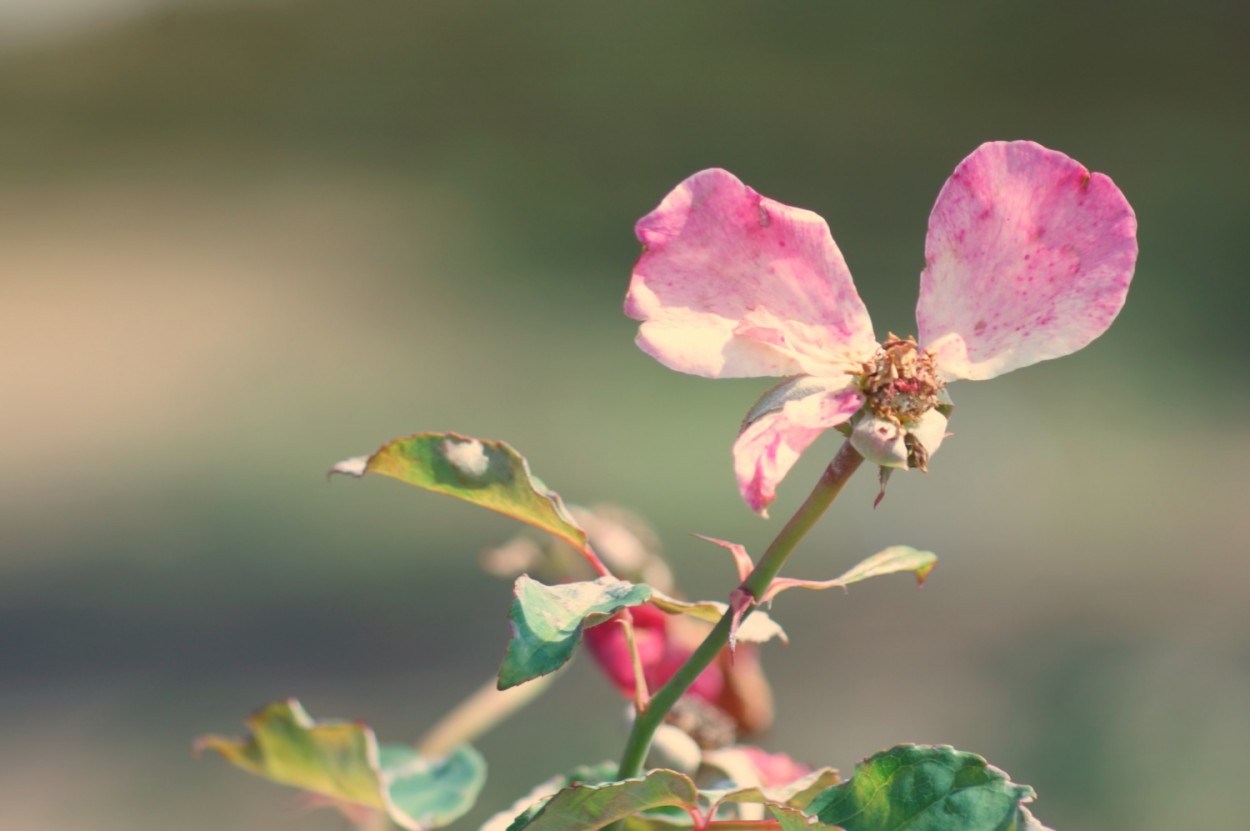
[733, 382, 864, 516]
[627, 168, 877, 379]
[917, 141, 1137, 380]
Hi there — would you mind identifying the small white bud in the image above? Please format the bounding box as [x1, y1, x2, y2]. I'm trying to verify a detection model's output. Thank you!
[646, 724, 703, 775]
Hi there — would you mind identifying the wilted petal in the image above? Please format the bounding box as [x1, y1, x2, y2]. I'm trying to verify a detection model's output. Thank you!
[627, 168, 877, 378]
[711, 641, 774, 735]
[704, 746, 813, 790]
[918, 141, 1137, 381]
[734, 381, 864, 515]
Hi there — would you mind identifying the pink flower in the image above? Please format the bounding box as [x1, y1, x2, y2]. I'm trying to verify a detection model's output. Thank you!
[626, 141, 1137, 515]
[583, 603, 774, 738]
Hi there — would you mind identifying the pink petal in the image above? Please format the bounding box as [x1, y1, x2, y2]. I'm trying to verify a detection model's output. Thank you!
[583, 606, 668, 697]
[583, 605, 725, 703]
[734, 747, 813, 789]
[917, 141, 1137, 381]
[627, 169, 877, 379]
[733, 382, 864, 516]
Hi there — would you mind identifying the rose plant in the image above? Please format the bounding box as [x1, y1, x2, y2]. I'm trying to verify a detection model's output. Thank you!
[198, 140, 1137, 831]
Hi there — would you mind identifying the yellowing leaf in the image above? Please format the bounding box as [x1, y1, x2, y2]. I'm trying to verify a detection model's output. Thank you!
[332, 433, 588, 552]
[762, 546, 936, 602]
[649, 591, 787, 644]
[518, 770, 700, 831]
[197, 699, 485, 831]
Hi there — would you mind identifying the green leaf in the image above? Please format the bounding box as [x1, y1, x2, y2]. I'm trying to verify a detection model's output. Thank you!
[331, 432, 588, 552]
[650, 590, 788, 644]
[197, 699, 486, 831]
[762, 546, 936, 602]
[833, 546, 937, 587]
[807, 745, 1042, 831]
[499, 575, 653, 690]
[518, 770, 700, 831]
[384, 744, 488, 830]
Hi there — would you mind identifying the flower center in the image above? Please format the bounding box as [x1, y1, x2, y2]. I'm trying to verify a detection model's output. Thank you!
[855, 334, 945, 425]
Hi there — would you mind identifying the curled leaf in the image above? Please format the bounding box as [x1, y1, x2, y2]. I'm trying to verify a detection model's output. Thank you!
[196, 699, 485, 831]
[701, 746, 836, 826]
[649, 590, 787, 645]
[331, 433, 588, 553]
[499, 576, 653, 690]
[480, 763, 618, 831]
[517, 770, 700, 831]
[762, 546, 936, 603]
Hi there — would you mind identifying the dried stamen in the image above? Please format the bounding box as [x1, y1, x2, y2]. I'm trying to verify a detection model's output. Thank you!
[855, 334, 945, 426]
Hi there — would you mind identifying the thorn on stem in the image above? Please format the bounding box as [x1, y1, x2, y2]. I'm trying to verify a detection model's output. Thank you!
[727, 588, 755, 655]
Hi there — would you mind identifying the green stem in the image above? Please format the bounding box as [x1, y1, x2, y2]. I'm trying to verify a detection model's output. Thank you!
[416, 672, 555, 757]
[617, 441, 864, 779]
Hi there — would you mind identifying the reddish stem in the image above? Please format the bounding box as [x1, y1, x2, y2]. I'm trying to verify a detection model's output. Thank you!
[579, 542, 612, 577]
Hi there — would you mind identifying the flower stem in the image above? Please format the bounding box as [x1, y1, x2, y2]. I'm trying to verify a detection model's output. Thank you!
[416, 673, 555, 757]
[579, 543, 613, 577]
[616, 441, 864, 779]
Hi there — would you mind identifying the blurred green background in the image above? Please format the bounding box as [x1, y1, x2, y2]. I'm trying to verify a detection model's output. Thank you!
[2, 1, 1247, 829]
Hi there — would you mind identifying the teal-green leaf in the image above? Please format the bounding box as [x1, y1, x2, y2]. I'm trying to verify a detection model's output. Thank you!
[331, 433, 588, 552]
[807, 745, 1042, 831]
[384, 743, 487, 831]
[197, 699, 485, 831]
[498, 575, 653, 689]
[519, 770, 700, 831]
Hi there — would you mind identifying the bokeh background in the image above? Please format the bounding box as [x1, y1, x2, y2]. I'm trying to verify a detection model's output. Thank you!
[2, 2, 1247, 829]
